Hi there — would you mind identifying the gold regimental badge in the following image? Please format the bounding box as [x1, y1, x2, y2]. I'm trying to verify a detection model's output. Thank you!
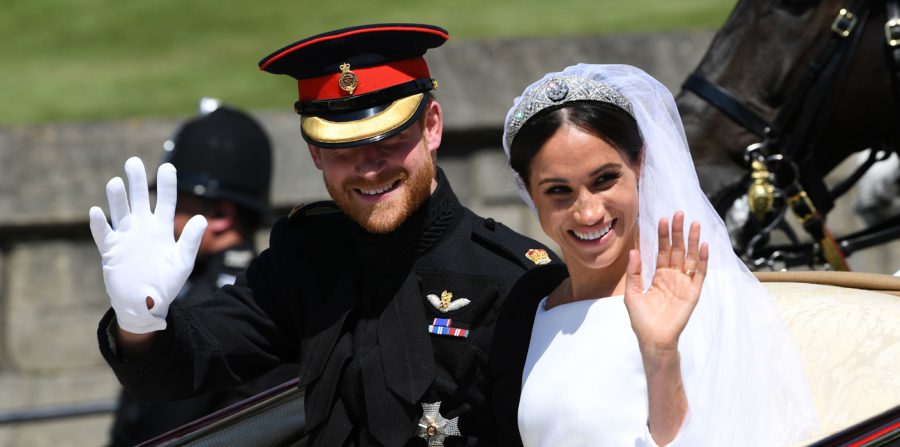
[525, 248, 551, 265]
[338, 63, 358, 95]
[426, 290, 471, 313]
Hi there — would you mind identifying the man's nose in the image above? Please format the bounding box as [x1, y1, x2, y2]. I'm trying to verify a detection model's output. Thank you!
[355, 144, 386, 175]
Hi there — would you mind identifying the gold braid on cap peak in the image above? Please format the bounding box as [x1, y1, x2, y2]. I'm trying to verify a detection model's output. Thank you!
[301, 93, 423, 145]
[504, 76, 634, 150]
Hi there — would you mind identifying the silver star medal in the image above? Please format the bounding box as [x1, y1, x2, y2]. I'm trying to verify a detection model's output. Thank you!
[417, 401, 461, 446]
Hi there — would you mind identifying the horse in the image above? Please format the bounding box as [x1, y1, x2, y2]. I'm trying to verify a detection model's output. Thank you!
[676, 0, 900, 270]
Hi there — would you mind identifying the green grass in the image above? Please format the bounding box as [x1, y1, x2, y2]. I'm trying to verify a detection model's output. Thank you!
[0, 0, 735, 125]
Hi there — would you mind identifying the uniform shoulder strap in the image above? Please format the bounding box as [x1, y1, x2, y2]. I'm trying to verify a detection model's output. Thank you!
[287, 200, 343, 221]
[470, 214, 561, 270]
[271, 200, 351, 253]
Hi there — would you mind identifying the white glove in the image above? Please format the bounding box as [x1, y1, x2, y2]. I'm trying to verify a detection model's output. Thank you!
[89, 157, 207, 334]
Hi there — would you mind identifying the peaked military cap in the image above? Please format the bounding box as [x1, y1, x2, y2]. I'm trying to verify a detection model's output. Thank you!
[258, 23, 449, 148]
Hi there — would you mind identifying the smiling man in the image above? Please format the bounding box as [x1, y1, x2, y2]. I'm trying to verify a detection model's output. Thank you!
[313, 112, 439, 234]
[93, 24, 558, 446]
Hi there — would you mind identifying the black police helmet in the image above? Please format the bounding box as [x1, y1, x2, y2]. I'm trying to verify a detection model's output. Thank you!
[162, 102, 273, 216]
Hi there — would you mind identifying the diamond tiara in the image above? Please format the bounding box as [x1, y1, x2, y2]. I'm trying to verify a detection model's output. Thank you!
[504, 75, 634, 149]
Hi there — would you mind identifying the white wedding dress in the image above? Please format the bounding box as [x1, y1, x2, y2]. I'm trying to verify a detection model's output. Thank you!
[518, 295, 664, 447]
[504, 64, 819, 447]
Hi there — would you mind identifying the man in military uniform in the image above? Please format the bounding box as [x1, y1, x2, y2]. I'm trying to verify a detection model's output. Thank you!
[107, 100, 298, 446]
[92, 24, 557, 446]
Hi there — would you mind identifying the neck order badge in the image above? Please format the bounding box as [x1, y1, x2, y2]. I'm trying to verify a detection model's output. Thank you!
[417, 401, 461, 446]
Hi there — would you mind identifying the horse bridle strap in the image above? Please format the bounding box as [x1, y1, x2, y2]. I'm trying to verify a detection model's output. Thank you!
[683, 0, 870, 148]
[886, 0, 900, 104]
[682, 74, 771, 138]
[682, 0, 874, 270]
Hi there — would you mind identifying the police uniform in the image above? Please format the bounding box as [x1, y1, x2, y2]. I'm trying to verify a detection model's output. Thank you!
[98, 24, 559, 446]
[108, 104, 297, 446]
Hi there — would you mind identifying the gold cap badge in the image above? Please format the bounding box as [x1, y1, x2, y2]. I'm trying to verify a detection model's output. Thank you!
[338, 62, 358, 95]
[525, 248, 551, 265]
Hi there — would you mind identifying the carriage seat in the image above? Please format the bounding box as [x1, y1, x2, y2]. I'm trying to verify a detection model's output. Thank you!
[757, 271, 900, 441]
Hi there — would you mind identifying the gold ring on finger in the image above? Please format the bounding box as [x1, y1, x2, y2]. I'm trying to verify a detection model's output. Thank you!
[683, 268, 696, 279]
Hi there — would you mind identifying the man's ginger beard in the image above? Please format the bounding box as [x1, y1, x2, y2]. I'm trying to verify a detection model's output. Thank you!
[324, 133, 435, 234]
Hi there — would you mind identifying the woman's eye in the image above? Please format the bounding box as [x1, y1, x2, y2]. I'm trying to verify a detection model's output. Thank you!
[543, 185, 570, 195]
[594, 172, 621, 188]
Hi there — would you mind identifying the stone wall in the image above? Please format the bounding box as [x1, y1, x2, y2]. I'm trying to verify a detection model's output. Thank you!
[1, 31, 897, 446]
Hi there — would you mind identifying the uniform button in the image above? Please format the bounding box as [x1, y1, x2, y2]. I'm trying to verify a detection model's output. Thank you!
[484, 218, 496, 231]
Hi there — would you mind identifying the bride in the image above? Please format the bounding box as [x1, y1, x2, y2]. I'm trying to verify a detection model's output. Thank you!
[489, 64, 818, 446]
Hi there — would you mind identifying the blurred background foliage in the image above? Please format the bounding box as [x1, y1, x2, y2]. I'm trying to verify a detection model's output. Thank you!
[0, 0, 734, 125]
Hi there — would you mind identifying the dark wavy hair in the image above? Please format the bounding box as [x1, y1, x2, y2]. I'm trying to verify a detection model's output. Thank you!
[508, 101, 643, 188]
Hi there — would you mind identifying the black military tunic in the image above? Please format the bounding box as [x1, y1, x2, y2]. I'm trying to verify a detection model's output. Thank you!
[99, 169, 558, 446]
[108, 241, 299, 447]
[488, 264, 570, 447]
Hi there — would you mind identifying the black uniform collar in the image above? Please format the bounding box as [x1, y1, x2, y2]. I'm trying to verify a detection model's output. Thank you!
[352, 166, 462, 263]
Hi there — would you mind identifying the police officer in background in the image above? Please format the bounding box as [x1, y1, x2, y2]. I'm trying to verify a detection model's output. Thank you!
[92, 24, 558, 446]
[107, 99, 298, 446]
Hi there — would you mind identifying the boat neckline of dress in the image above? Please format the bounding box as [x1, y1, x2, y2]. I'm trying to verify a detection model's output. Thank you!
[539, 294, 625, 312]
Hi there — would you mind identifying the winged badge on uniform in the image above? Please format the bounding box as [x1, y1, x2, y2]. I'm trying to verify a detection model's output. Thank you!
[426, 290, 471, 312]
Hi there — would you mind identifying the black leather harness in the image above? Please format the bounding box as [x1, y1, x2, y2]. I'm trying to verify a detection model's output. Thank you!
[682, 0, 900, 270]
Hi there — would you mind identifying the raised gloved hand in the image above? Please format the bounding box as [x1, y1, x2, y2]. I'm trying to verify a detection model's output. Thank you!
[89, 157, 207, 334]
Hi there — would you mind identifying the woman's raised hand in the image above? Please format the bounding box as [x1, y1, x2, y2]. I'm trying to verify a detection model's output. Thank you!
[623, 211, 708, 354]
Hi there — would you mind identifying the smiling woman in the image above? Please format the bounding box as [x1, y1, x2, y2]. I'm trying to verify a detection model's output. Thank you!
[490, 64, 819, 446]
[527, 126, 641, 296]
[510, 101, 643, 292]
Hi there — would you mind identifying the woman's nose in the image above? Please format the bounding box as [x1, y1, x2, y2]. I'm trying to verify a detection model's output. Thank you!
[573, 190, 602, 225]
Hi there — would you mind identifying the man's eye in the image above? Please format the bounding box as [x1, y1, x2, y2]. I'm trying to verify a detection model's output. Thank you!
[377, 136, 413, 151]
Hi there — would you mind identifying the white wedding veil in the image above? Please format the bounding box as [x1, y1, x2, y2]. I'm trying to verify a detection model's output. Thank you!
[502, 64, 819, 445]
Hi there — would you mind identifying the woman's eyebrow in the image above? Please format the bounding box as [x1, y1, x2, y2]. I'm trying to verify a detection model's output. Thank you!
[536, 163, 620, 186]
[537, 176, 569, 186]
[588, 163, 620, 176]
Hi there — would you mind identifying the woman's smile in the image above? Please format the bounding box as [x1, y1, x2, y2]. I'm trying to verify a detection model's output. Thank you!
[527, 124, 640, 271]
[570, 218, 616, 243]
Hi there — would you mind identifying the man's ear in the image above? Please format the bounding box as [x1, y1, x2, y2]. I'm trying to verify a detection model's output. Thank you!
[308, 144, 324, 170]
[422, 100, 443, 156]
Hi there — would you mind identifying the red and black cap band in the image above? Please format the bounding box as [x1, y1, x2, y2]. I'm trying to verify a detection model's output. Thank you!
[294, 57, 431, 101]
[295, 78, 436, 116]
